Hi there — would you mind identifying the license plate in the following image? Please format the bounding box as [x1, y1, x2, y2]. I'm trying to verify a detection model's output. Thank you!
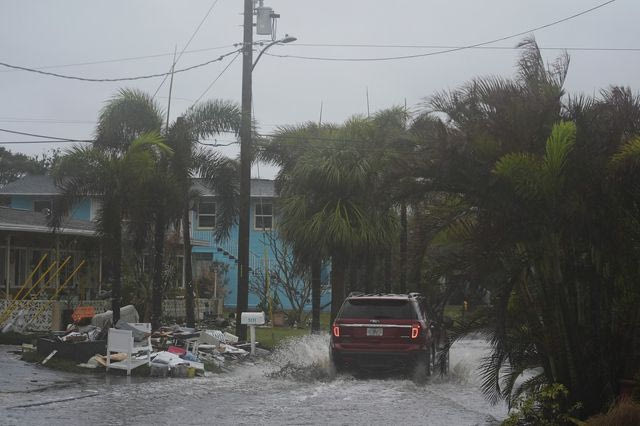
[366, 327, 383, 337]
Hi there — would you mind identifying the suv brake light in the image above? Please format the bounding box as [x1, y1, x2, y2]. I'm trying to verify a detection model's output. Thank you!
[411, 324, 420, 339]
[332, 325, 340, 337]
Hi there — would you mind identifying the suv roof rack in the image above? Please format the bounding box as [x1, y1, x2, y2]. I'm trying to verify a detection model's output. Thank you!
[346, 292, 424, 299]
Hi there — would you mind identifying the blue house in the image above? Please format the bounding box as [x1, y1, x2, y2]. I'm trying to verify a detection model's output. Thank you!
[0, 175, 326, 311]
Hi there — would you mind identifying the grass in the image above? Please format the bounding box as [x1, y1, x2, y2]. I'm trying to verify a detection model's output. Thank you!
[443, 305, 463, 322]
[254, 312, 332, 350]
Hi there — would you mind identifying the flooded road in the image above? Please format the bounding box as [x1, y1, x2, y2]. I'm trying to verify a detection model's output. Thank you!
[0, 336, 506, 425]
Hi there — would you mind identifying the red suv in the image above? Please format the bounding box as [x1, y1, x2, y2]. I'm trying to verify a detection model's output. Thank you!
[330, 293, 433, 377]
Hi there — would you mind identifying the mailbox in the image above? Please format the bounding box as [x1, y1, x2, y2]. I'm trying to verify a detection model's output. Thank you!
[241, 311, 266, 326]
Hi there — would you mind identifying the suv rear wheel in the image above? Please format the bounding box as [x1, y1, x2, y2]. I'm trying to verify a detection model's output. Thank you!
[412, 350, 431, 383]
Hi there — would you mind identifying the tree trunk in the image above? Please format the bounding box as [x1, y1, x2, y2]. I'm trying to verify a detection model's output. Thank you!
[151, 209, 166, 331]
[311, 259, 322, 333]
[399, 202, 408, 293]
[182, 206, 196, 327]
[384, 250, 392, 293]
[363, 252, 372, 294]
[330, 255, 347, 326]
[110, 220, 123, 324]
[348, 259, 358, 294]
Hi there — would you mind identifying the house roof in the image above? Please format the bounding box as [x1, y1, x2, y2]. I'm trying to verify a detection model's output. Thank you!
[0, 206, 95, 236]
[0, 175, 277, 198]
[0, 175, 59, 195]
[191, 178, 276, 198]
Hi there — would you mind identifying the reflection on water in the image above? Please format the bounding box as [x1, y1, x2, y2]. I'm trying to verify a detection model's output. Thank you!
[1, 336, 507, 426]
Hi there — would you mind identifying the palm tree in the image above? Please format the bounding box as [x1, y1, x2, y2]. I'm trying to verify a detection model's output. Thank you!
[51, 133, 169, 324]
[406, 38, 640, 418]
[95, 90, 241, 328]
[169, 101, 241, 328]
[259, 123, 338, 333]
[277, 132, 397, 324]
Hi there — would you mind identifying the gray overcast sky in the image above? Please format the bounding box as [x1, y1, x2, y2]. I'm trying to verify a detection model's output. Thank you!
[1, 0, 638, 178]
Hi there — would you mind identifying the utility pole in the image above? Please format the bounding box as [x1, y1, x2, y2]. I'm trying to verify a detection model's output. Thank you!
[236, 0, 254, 341]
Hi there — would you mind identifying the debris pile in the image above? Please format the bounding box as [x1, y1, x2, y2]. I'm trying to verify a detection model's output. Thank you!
[29, 304, 266, 378]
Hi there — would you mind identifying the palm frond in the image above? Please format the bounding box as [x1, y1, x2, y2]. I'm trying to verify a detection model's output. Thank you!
[184, 99, 241, 139]
[95, 88, 163, 152]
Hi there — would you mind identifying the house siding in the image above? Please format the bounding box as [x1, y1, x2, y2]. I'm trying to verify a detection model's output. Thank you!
[10, 195, 91, 221]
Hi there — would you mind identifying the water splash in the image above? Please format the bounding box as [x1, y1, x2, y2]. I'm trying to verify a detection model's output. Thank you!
[264, 333, 334, 381]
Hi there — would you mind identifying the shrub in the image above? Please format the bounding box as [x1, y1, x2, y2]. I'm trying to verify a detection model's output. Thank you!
[503, 383, 581, 426]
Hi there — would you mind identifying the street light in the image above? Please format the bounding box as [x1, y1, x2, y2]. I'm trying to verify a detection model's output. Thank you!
[252, 35, 297, 71]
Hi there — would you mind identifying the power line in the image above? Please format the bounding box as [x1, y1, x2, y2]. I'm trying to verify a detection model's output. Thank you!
[265, 0, 617, 62]
[152, 0, 223, 99]
[0, 45, 236, 74]
[292, 43, 640, 52]
[0, 49, 240, 82]
[2, 41, 634, 79]
[0, 127, 90, 142]
[190, 51, 242, 107]
[0, 118, 94, 124]
[0, 140, 88, 145]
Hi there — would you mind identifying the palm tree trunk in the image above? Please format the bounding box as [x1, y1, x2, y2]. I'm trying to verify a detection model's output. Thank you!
[363, 253, 372, 294]
[311, 259, 321, 333]
[330, 255, 347, 326]
[384, 250, 392, 293]
[110, 220, 123, 324]
[151, 209, 166, 331]
[399, 202, 408, 293]
[182, 206, 196, 327]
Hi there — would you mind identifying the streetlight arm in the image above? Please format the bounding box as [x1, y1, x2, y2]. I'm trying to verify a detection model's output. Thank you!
[252, 36, 297, 71]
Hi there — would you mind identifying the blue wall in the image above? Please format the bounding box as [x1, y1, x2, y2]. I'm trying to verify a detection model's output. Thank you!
[10, 195, 91, 220]
[192, 198, 331, 310]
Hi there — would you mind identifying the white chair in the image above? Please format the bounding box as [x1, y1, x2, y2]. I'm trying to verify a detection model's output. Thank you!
[106, 323, 152, 376]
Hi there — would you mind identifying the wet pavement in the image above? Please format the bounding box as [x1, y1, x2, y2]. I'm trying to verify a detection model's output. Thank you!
[0, 336, 506, 425]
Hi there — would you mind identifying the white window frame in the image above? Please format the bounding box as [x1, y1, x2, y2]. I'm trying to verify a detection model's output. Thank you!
[197, 200, 216, 229]
[254, 200, 273, 231]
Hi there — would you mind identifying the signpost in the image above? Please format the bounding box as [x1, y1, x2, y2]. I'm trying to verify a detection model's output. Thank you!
[240, 311, 265, 355]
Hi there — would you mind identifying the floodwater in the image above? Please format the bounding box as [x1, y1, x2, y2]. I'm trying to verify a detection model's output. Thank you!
[0, 336, 507, 425]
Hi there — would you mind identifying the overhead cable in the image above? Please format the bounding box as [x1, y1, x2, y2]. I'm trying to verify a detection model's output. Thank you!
[265, 0, 617, 62]
[0, 49, 241, 82]
[152, 0, 223, 98]
[190, 51, 242, 107]
[0, 127, 91, 142]
[0, 45, 236, 74]
[292, 43, 640, 52]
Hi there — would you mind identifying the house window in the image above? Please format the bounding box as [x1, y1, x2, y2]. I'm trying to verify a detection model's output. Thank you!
[198, 201, 216, 228]
[254, 201, 273, 230]
[33, 200, 52, 213]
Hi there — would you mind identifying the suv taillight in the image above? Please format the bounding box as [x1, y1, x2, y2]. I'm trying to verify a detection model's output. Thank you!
[332, 325, 340, 337]
[411, 324, 420, 339]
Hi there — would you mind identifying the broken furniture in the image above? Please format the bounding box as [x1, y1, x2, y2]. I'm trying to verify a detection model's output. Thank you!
[37, 336, 106, 362]
[106, 322, 151, 375]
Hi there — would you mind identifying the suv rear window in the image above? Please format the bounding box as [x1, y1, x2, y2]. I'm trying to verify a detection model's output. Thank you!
[338, 299, 417, 320]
